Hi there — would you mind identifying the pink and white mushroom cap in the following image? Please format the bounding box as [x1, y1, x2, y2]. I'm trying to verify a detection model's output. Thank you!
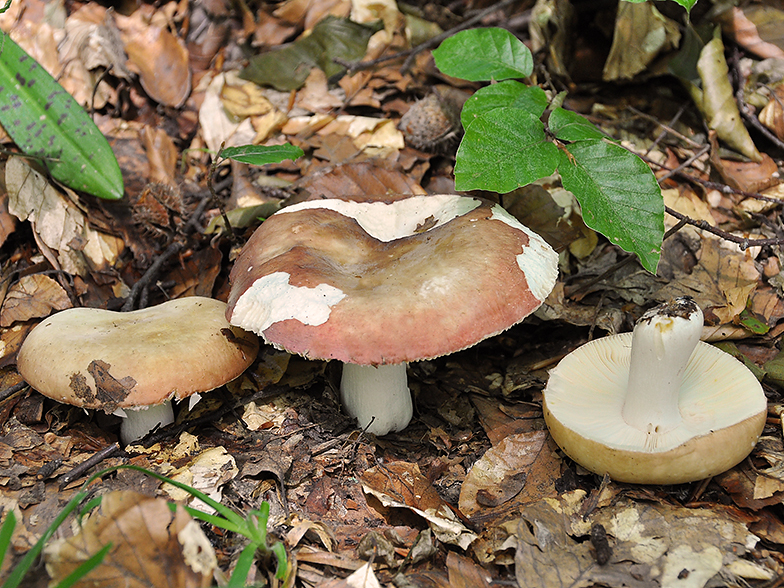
[226, 194, 558, 365]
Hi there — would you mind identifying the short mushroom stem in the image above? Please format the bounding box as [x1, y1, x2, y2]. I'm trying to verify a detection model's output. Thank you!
[340, 363, 413, 436]
[622, 298, 704, 437]
[120, 401, 175, 446]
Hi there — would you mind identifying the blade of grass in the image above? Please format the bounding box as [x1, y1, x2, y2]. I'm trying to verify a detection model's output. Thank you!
[227, 543, 259, 588]
[53, 542, 112, 588]
[0, 511, 16, 567]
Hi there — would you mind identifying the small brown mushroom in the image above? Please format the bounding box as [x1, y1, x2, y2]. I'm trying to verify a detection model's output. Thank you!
[17, 297, 259, 445]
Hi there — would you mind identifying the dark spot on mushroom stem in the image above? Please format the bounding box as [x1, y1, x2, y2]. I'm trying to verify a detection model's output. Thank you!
[87, 360, 136, 412]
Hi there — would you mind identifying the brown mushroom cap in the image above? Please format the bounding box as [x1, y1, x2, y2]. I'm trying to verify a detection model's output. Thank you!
[226, 194, 558, 365]
[17, 297, 259, 412]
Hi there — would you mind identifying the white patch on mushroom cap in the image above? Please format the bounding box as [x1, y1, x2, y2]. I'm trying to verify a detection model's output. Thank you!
[231, 271, 346, 334]
[278, 194, 481, 242]
[489, 205, 559, 302]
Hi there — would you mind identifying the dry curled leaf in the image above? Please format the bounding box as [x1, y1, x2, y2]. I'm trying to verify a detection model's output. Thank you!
[0, 274, 72, 327]
[45, 490, 216, 588]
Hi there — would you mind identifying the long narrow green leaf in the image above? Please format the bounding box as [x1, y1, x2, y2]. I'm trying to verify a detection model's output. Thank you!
[54, 542, 112, 588]
[0, 511, 15, 567]
[220, 144, 303, 166]
[227, 544, 259, 588]
[2, 487, 92, 588]
[0, 33, 124, 199]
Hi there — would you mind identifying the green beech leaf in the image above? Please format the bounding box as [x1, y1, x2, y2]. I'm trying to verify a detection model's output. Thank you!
[549, 108, 608, 142]
[220, 143, 303, 166]
[454, 107, 559, 193]
[0, 33, 123, 200]
[557, 140, 664, 273]
[461, 82, 548, 129]
[433, 27, 533, 82]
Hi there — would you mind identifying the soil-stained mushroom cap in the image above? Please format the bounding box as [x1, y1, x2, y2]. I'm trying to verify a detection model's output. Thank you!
[17, 297, 259, 442]
[543, 298, 767, 484]
[226, 194, 558, 364]
[226, 194, 558, 436]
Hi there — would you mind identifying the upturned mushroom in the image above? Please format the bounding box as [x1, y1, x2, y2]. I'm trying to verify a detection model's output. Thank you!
[543, 297, 767, 484]
[17, 297, 259, 445]
[226, 193, 558, 435]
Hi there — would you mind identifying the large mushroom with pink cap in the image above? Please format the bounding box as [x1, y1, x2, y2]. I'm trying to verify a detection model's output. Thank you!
[226, 194, 558, 435]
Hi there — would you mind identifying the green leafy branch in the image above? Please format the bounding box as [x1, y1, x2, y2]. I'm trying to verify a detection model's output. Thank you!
[433, 27, 665, 273]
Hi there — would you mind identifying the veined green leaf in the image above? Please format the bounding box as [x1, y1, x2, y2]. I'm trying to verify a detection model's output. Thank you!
[433, 27, 533, 82]
[454, 107, 558, 193]
[0, 33, 123, 200]
[461, 82, 547, 129]
[549, 107, 608, 142]
[558, 140, 664, 273]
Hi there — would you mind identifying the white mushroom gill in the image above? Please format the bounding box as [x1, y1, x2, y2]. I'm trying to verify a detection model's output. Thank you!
[276, 194, 481, 242]
[340, 363, 413, 436]
[231, 271, 346, 334]
[622, 299, 704, 445]
[545, 299, 766, 453]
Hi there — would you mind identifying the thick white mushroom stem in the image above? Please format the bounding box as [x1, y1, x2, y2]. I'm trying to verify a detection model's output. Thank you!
[119, 401, 175, 446]
[622, 298, 704, 436]
[340, 363, 413, 436]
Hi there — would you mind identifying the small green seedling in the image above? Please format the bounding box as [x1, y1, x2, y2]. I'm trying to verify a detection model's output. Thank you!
[208, 142, 304, 240]
[0, 1, 124, 200]
[433, 27, 665, 273]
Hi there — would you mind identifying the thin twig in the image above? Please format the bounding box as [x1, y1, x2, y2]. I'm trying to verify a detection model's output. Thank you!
[0, 380, 27, 403]
[664, 206, 784, 249]
[121, 241, 182, 311]
[335, 0, 521, 75]
[121, 194, 212, 311]
[728, 44, 784, 152]
[400, 0, 520, 73]
[57, 442, 123, 489]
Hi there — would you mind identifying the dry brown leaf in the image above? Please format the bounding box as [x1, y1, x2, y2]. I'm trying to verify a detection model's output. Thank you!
[459, 431, 560, 523]
[654, 238, 760, 326]
[116, 9, 192, 108]
[162, 447, 238, 512]
[5, 157, 125, 276]
[45, 490, 216, 588]
[296, 68, 345, 113]
[446, 551, 491, 588]
[0, 192, 18, 249]
[0, 274, 72, 327]
[504, 491, 772, 588]
[0, 322, 34, 368]
[140, 126, 179, 185]
[709, 149, 780, 194]
[361, 461, 477, 549]
[602, 0, 680, 81]
[221, 77, 274, 118]
[719, 6, 784, 60]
